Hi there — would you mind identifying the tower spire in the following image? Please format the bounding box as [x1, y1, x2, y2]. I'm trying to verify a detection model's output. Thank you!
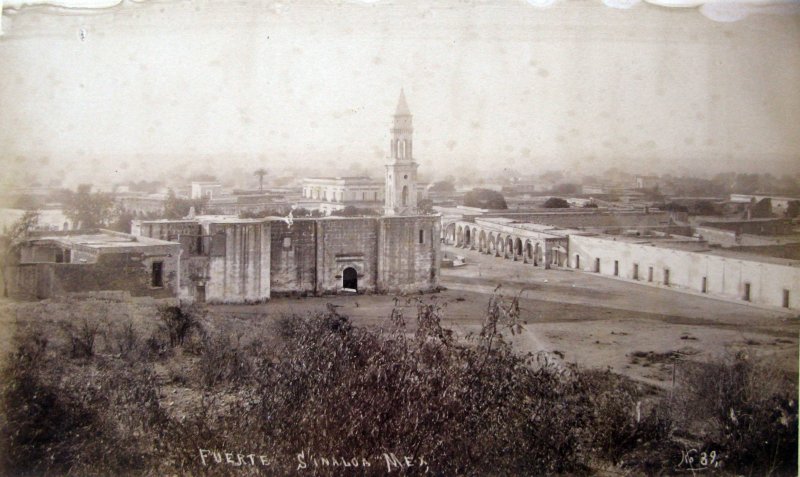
[395, 88, 411, 116]
[385, 89, 418, 216]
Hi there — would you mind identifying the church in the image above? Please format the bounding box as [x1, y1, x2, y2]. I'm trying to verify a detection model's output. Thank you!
[131, 91, 441, 303]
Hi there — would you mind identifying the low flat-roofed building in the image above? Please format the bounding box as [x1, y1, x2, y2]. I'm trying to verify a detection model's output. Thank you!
[445, 212, 800, 311]
[6, 230, 181, 300]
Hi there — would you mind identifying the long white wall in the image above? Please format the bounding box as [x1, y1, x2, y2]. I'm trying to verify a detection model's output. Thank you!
[569, 235, 800, 311]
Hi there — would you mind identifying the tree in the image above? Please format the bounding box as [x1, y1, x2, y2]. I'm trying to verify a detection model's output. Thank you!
[62, 185, 116, 229]
[551, 183, 579, 195]
[692, 200, 718, 216]
[463, 188, 508, 209]
[786, 200, 800, 219]
[417, 199, 434, 214]
[664, 202, 689, 213]
[582, 202, 598, 208]
[163, 189, 207, 220]
[330, 206, 379, 217]
[109, 208, 137, 233]
[1, 210, 39, 297]
[254, 168, 268, 193]
[12, 195, 43, 210]
[543, 197, 570, 209]
[428, 180, 456, 194]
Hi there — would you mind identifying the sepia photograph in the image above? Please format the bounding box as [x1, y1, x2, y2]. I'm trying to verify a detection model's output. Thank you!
[0, 0, 798, 475]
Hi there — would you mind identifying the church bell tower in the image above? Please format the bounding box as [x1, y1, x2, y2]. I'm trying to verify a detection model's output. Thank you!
[384, 89, 419, 216]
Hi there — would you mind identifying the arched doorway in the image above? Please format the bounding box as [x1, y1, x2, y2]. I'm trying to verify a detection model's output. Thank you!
[402, 185, 409, 206]
[465, 228, 472, 247]
[343, 267, 358, 291]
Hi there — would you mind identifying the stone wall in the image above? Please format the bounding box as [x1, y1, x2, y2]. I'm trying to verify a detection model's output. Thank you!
[269, 220, 317, 295]
[315, 218, 380, 294]
[205, 222, 270, 303]
[377, 215, 441, 293]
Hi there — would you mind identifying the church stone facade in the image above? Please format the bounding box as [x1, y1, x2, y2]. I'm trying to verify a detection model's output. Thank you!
[132, 91, 441, 304]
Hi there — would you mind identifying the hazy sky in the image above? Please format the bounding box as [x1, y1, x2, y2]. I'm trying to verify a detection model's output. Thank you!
[1, 0, 799, 189]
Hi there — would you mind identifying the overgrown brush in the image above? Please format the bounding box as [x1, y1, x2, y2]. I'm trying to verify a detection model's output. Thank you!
[0, 297, 796, 476]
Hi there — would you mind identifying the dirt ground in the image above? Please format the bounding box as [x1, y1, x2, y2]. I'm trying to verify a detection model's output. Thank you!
[1, 245, 797, 390]
[208, 245, 799, 388]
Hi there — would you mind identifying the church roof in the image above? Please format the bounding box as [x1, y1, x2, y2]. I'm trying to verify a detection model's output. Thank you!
[395, 89, 411, 116]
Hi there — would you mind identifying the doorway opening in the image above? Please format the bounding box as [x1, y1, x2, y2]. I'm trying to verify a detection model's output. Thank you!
[196, 285, 206, 303]
[342, 267, 358, 291]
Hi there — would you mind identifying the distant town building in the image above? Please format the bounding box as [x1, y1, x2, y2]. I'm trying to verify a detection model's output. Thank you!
[191, 182, 223, 200]
[300, 176, 385, 214]
[635, 175, 659, 190]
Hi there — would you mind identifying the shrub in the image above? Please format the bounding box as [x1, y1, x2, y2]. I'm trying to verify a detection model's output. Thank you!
[675, 352, 798, 476]
[158, 304, 204, 347]
[63, 319, 101, 359]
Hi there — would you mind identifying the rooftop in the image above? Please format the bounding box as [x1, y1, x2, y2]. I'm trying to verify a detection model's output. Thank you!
[29, 230, 176, 250]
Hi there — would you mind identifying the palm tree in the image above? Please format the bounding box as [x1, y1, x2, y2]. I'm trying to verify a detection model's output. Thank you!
[254, 168, 268, 193]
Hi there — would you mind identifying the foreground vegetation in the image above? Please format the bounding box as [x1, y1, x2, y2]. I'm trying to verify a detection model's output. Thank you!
[0, 294, 796, 476]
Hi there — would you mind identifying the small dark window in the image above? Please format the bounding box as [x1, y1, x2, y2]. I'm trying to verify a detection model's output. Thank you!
[614, 260, 619, 276]
[702, 277, 707, 293]
[783, 289, 790, 308]
[743, 282, 751, 302]
[595, 258, 601, 273]
[419, 229, 424, 244]
[152, 261, 164, 288]
[575, 254, 580, 269]
[664, 269, 670, 286]
[648, 266, 654, 282]
[633, 263, 639, 280]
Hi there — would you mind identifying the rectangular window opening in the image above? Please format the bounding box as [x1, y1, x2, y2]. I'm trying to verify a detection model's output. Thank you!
[595, 258, 601, 273]
[664, 268, 670, 286]
[614, 260, 619, 277]
[633, 263, 639, 280]
[783, 289, 790, 308]
[744, 282, 751, 302]
[648, 266, 653, 282]
[575, 254, 580, 269]
[419, 229, 424, 244]
[151, 261, 164, 288]
[702, 277, 707, 294]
